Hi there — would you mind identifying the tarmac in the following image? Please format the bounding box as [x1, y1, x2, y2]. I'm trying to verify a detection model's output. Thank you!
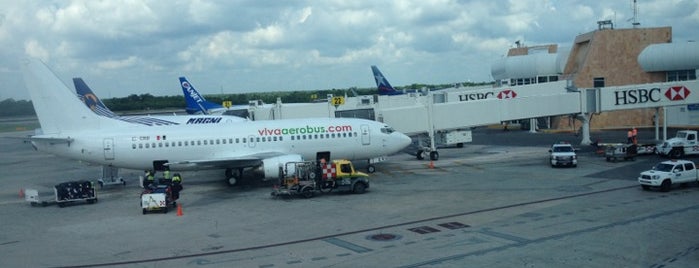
[1, 127, 698, 267]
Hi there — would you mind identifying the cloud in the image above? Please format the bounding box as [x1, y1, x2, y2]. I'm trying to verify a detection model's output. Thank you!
[1, 0, 698, 101]
[97, 56, 139, 70]
[24, 40, 49, 62]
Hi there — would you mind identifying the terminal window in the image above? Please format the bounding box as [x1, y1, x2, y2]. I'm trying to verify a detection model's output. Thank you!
[593, 77, 605, 88]
[667, 70, 696, 82]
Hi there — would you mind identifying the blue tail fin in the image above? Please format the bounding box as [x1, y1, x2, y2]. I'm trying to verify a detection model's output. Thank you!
[371, 65, 401, 95]
[73, 78, 120, 118]
[73, 77, 178, 126]
[179, 76, 224, 114]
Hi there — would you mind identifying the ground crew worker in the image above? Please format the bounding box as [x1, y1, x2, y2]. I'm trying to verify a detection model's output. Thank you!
[163, 169, 171, 180]
[143, 170, 155, 188]
[627, 129, 633, 144]
[172, 173, 182, 184]
[171, 173, 182, 200]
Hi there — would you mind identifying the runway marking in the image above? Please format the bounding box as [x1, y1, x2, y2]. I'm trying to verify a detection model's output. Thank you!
[0, 240, 19, 246]
[322, 237, 372, 253]
[408, 226, 441, 234]
[478, 228, 530, 244]
[438, 222, 470, 230]
[398, 204, 699, 268]
[649, 245, 699, 268]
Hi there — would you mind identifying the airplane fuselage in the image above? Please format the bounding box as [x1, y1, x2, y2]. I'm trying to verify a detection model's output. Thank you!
[32, 118, 407, 171]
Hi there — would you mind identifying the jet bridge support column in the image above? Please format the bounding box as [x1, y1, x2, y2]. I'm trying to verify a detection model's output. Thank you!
[528, 118, 537, 133]
[654, 107, 660, 141]
[663, 106, 668, 141]
[579, 113, 592, 145]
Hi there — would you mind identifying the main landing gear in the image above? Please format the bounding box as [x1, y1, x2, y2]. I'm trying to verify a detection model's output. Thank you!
[225, 168, 243, 186]
[416, 150, 439, 161]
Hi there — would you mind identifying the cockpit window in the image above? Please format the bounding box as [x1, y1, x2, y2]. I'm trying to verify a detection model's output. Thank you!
[381, 126, 395, 134]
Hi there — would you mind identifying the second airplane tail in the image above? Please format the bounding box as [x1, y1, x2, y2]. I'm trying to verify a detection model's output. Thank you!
[179, 76, 224, 114]
[73, 78, 121, 118]
[371, 65, 401, 95]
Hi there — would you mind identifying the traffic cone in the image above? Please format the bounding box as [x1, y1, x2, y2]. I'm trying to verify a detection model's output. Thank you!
[177, 203, 183, 216]
[429, 161, 434, 169]
[19, 188, 24, 199]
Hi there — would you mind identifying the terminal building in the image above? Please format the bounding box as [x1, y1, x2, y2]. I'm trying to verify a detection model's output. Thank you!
[491, 23, 699, 129]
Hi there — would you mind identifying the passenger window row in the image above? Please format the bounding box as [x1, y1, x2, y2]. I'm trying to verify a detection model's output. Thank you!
[131, 132, 358, 149]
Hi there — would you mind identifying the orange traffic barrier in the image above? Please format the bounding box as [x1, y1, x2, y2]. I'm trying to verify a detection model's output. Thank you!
[429, 161, 434, 169]
[177, 203, 183, 216]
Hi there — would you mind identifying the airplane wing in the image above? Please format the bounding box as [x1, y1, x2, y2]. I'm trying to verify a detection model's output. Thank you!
[30, 136, 75, 145]
[165, 151, 292, 169]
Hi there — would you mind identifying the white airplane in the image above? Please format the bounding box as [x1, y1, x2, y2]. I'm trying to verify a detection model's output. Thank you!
[22, 58, 412, 185]
[74, 77, 247, 126]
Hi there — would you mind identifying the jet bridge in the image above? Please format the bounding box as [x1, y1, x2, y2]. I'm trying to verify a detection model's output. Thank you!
[242, 79, 699, 161]
[590, 80, 699, 141]
[377, 85, 580, 160]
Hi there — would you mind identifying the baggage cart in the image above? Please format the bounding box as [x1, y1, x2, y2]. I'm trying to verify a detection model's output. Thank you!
[54, 180, 98, 207]
[605, 144, 638, 162]
[141, 180, 181, 214]
[25, 181, 98, 207]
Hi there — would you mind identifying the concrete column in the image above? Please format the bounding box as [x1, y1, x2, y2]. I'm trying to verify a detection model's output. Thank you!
[529, 118, 537, 133]
[663, 106, 667, 140]
[654, 107, 660, 141]
[579, 113, 592, 145]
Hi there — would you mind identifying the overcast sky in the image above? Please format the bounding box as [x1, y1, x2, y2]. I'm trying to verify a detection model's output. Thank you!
[1, 0, 697, 101]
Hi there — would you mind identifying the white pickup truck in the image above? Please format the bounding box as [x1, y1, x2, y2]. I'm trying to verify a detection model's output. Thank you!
[637, 159, 699, 192]
[548, 142, 577, 167]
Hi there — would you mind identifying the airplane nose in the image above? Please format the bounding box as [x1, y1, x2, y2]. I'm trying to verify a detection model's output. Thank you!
[396, 132, 412, 149]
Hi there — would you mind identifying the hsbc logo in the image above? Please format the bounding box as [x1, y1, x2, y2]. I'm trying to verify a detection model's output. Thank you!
[665, 86, 690, 100]
[614, 86, 691, 105]
[497, 89, 517, 99]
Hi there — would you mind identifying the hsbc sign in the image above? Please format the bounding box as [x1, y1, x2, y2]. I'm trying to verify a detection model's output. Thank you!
[458, 92, 493, 101]
[614, 86, 691, 105]
[458, 89, 518, 102]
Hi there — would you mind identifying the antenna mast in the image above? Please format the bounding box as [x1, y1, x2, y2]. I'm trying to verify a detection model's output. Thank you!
[631, 0, 640, 28]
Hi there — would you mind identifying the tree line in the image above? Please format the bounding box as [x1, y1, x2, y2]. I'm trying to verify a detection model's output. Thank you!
[0, 81, 491, 117]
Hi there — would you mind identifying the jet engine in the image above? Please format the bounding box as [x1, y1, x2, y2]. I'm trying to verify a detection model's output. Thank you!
[260, 154, 303, 180]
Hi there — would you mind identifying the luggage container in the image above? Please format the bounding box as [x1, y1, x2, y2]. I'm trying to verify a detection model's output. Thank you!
[25, 181, 98, 207]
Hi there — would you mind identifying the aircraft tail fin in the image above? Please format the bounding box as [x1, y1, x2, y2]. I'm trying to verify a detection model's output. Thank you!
[21, 58, 129, 134]
[371, 65, 400, 95]
[73, 77, 121, 118]
[179, 76, 224, 114]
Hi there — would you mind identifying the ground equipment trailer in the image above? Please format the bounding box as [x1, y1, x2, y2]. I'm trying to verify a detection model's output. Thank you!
[26, 180, 98, 207]
[271, 159, 370, 198]
[605, 144, 638, 162]
[604, 143, 657, 162]
[141, 178, 182, 214]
